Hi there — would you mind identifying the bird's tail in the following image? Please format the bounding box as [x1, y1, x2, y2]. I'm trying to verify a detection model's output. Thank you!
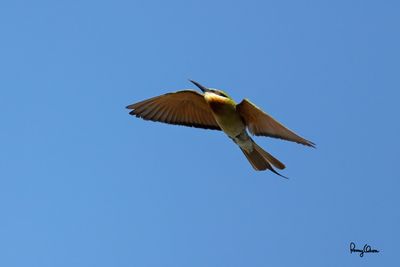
[239, 139, 287, 178]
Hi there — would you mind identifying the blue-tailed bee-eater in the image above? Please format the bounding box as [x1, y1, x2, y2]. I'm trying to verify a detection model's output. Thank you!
[126, 80, 314, 177]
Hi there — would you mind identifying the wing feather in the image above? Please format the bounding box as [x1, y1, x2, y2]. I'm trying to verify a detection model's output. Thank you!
[237, 99, 315, 147]
[151, 105, 165, 121]
[127, 90, 221, 130]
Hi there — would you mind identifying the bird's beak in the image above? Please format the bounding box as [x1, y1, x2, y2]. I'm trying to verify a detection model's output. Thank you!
[189, 80, 210, 93]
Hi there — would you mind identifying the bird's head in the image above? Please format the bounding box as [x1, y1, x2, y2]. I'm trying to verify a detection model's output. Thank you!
[189, 80, 232, 100]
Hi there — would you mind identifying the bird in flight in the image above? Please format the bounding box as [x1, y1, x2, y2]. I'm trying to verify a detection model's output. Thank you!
[126, 80, 314, 177]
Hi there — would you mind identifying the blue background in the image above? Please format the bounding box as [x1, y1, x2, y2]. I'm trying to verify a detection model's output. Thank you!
[1, 0, 399, 266]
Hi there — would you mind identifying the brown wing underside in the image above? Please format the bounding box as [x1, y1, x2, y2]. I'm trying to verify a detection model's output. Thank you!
[236, 99, 315, 147]
[126, 90, 221, 130]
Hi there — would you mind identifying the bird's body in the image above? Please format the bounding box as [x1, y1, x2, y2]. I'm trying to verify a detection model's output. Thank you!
[203, 92, 254, 153]
[204, 92, 243, 136]
[127, 80, 314, 177]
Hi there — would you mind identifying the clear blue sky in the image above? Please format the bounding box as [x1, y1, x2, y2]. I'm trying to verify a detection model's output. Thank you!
[1, 0, 399, 266]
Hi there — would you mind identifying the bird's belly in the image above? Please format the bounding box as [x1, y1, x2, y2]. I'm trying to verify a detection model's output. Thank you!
[215, 114, 245, 137]
[209, 103, 246, 137]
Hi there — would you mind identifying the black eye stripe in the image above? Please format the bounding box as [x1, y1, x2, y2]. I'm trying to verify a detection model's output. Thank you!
[211, 90, 226, 97]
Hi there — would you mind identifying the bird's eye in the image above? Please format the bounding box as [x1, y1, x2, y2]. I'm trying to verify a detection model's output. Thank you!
[219, 92, 227, 97]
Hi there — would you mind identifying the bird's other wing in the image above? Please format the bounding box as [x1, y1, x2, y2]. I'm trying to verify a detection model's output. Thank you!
[126, 90, 221, 130]
[236, 99, 315, 147]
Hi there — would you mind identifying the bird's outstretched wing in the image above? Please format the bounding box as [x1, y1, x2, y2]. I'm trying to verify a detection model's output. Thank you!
[126, 90, 221, 130]
[236, 99, 315, 147]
